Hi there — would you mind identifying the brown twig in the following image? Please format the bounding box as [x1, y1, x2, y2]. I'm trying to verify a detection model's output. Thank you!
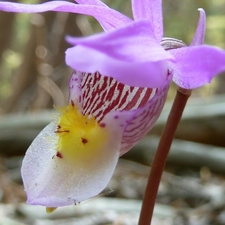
[138, 88, 191, 225]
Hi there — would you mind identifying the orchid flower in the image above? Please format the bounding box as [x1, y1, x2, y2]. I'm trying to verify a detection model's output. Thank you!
[21, 71, 170, 208]
[1, 0, 225, 209]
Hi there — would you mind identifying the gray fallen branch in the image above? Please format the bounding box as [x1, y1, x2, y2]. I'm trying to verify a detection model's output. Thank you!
[1, 195, 224, 225]
[1, 94, 225, 128]
[126, 136, 225, 173]
[1, 94, 225, 147]
[0, 198, 175, 225]
[152, 93, 225, 146]
[116, 160, 225, 208]
[19, 198, 175, 219]
[1, 94, 225, 150]
[0, 95, 225, 172]
[0, 198, 176, 225]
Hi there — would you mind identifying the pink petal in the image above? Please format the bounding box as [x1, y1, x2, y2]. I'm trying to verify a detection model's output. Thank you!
[72, 71, 160, 122]
[131, 0, 163, 41]
[171, 45, 225, 89]
[66, 20, 172, 88]
[75, 0, 127, 31]
[66, 46, 169, 88]
[68, 71, 83, 112]
[0, 1, 131, 30]
[66, 20, 170, 63]
[190, 8, 206, 46]
[21, 121, 121, 207]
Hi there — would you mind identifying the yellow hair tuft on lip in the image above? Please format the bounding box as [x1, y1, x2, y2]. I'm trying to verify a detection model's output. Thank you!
[54, 103, 109, 163]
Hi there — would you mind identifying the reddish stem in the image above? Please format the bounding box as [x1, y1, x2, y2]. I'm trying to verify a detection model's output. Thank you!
[138, 88, 191, 225]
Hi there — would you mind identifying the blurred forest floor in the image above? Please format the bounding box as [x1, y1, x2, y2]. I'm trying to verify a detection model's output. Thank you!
[0, 0, 225, 224]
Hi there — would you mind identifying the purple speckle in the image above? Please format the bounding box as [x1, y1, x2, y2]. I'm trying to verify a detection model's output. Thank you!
[56, 152, 63, 159]
[100, 123, 106, 128]
[81, 138, 88, 144]
[114, 115, 119, 119]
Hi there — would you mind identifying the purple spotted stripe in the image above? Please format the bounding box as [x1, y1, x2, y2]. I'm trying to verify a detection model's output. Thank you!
[69, 71, 170, 155]
[120, 80, 169, 155]
[81, 72, 157, 121]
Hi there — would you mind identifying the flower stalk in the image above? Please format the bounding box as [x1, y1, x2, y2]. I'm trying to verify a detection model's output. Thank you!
[138, 87, 191, 225]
